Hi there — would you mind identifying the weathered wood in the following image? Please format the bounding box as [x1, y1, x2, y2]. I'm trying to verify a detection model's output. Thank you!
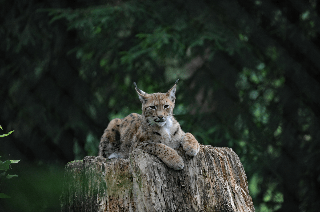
[61, 145, 255, 212]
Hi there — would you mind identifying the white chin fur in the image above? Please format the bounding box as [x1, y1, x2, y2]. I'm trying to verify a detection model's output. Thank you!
[148, 116, 172, 127]
[156, 121, 166, 127]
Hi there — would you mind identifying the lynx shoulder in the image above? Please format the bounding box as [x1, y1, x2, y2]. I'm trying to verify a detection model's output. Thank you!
[99, 80, 200, 170]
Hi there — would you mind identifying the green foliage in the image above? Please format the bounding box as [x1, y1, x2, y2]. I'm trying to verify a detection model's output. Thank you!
[0, 126, 14, 138]
[0, 158, 20, 182]
[0, 157, 19, 199]
[0, 126, 17, 199]
[1, 164, 64, 212]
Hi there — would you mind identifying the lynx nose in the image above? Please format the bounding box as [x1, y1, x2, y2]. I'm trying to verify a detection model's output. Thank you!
[157, 115, 165, 122]
[158, 115, 164, 121]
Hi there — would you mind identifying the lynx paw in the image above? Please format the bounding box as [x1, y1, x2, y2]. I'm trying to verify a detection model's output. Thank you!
[145, 143, 185, 170]
[162, 154, 184, 170]
[182, 133, 200, 156]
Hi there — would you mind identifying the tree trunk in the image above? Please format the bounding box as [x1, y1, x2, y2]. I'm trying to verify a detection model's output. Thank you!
[61, 145, 255, 212]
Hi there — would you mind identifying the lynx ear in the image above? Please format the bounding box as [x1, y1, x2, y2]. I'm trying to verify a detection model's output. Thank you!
[166, 79, 179, 103]
[134, 82, 148, 103]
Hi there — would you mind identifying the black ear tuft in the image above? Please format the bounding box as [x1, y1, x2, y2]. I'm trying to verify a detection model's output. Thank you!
[134, 82, 143, 94]
[134, 82, 148, 103]
[167, 80, 178, 103]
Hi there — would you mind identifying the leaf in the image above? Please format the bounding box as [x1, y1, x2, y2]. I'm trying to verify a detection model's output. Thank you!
[6, 174, 18, 179]
[0, 130, 14, 137]
[0, 160, 11, 171]
[10, 160, 20, 164]
[0, 193, 11, 198]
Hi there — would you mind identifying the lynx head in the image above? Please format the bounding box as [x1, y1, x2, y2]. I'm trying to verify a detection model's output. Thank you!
[134, 80, 179, 127]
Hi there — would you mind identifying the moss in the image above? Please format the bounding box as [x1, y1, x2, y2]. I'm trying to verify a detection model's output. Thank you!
[129, 154, 143, 190]
[67, 160, 83, 165]
[202, 168, 208, 178]
[105, 163, 133, 197]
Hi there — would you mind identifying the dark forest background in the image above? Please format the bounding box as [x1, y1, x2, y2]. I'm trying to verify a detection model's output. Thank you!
[1, 0, 320, 211]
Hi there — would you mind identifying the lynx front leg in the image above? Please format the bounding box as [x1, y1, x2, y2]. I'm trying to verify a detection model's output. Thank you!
[182, 133, 200, 156]
[142, 142, 184, 170]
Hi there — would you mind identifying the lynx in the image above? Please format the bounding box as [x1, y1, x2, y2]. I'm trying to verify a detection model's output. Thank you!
[98, 80, 200, 170]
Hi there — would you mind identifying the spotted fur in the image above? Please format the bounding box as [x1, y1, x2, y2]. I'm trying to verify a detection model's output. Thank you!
[99, 80, 200, 170]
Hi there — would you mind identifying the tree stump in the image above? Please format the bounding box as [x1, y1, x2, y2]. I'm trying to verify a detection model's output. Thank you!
[61, 145, 255, 211]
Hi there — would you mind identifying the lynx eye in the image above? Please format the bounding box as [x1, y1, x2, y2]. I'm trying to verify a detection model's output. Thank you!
[164, 105, 169, 109]
[149, 106, 156, 110]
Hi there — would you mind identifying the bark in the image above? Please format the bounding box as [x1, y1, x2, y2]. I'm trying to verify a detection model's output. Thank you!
[61, 145, 255, 212]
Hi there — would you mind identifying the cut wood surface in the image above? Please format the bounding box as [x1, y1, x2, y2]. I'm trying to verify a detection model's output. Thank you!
[61, 145, 255, 212]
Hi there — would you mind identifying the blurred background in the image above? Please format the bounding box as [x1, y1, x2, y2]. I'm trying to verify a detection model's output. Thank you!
[1, 0, 320, 211]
